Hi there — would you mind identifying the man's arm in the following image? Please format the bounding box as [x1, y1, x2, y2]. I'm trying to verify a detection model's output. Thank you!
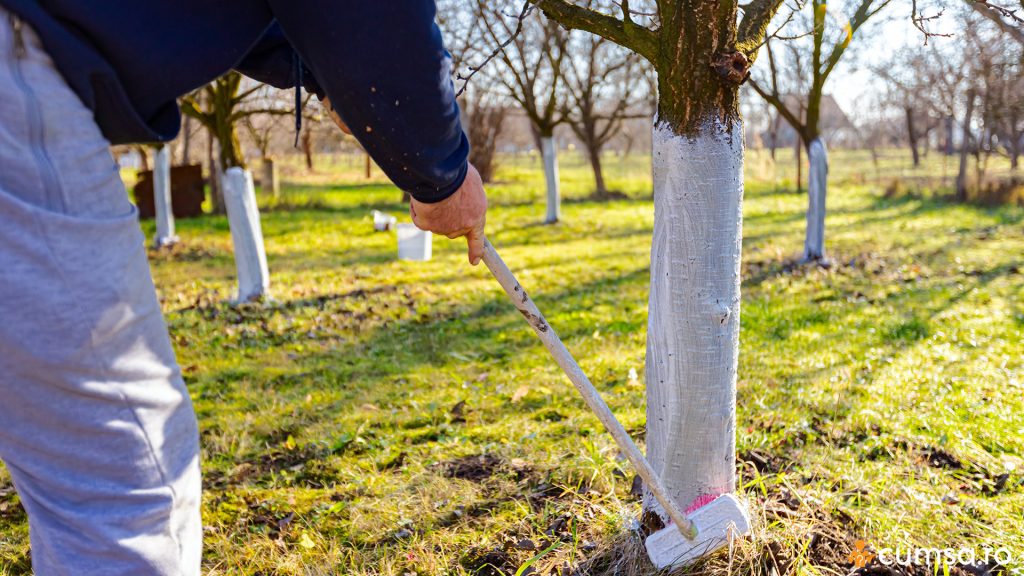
[234, 23, 323, 96]
[264, 1, 469, 203]
[243, 2, 485, 263]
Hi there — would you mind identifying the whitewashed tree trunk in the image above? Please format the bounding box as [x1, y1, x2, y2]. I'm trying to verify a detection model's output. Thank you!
[802, 138, 829, 263]
[644, 119, 743, 521]
[541, 136, 561, 224]
[153, 146, 178, 248]
[222, 168, 270, 302]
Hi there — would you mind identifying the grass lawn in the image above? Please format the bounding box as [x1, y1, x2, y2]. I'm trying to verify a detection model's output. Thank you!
[0, 149, 1021, 575]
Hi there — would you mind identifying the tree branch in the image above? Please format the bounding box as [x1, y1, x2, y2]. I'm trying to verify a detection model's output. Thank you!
[968, 0, 1024, 46]
[748, 77, 805, 135]
[529, 0, 659, 62]
[737, 0, 787, 61]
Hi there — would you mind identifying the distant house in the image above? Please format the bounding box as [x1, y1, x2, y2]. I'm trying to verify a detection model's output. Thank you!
[757, 94, 859, 149]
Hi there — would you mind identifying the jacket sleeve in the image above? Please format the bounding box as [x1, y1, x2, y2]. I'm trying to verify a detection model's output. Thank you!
[257, 2, 469, 203]
[234, 23, 324, 96]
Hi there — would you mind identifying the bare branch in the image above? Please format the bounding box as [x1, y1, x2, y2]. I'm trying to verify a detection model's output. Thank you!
[528, 0, 659, 62]
[737, 0, 788, 60]
[748, 77, 805, 136]
[968, 0, 1024, 46]
[456, 0, 534, 97]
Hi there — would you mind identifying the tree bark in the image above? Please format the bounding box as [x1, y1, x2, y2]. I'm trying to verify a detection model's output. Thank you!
[181, 114, 193, 167]
[302, 129, 314, 172]
[944, 114, 955, 156]
[795, 137, 802, 191]
[803, 138, 829, 263]
[906, 107, 920, 167]
[644, 118, 743, 521]
[262, 157, 279, 199]
[956, 90, 975, 203]
[769, 113, 780, 160]
[541, 135, 561, 224]
[208, 134, 226, 215]
[588, 145, 609, 198]
[136, 145, 150, 172]
[153, 146, 178, 248]
[222, 168, 270, 302]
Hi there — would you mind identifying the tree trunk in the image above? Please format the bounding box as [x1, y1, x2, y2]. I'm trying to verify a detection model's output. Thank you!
[365, 152, 372, 179]
[302, 129, 314, 172]
[588, 145, 608, 198]
[795, 137, 802, 192]
[153, 146, 178, 248]
[905, 107, 920, 168]
[944, 114, 955, 156]
[956, 90, 975, 203]
[541, 135, 560, 224]
[803, 138, 829, 263]
[181, 115, 193, 166]
[261, 157, 279, 199]
[644, 118, 743, 522]
[222, 168, 270, 302]
[769, 113, 780, 161]
[136, 145, 150, 172]
[208, 134, 226, 215]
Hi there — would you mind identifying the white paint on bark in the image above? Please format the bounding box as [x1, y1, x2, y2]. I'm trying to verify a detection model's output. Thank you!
[803, 138, 829, 263]
[541, 136, 561, 224]
[644, 119, 744, 522]
[153, 146, 178, 248]
[222, 168, 270, 302]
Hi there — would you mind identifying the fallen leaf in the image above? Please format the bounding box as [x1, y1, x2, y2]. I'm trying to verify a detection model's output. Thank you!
[512, 385, 530, 403]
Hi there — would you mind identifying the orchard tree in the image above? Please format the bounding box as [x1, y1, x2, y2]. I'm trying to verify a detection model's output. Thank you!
[562, 26, 650, 198]
[438, 0, 510, 183]
[528, 0, 784, 529]
[875, 48, 943, 168]
[749, 0, 893, 264]
[751, 36, 813, 188]
[181, 72, 279, 302]
[476, 1, 570, 223]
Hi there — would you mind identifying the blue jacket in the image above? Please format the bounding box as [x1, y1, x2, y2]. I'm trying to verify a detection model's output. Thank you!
[0, 0, 469, 202]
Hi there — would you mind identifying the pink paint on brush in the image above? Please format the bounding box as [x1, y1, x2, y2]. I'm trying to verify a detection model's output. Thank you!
[685, 493, 722, 514]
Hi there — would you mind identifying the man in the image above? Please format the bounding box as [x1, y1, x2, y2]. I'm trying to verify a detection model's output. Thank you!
[0, 2, 486, 574]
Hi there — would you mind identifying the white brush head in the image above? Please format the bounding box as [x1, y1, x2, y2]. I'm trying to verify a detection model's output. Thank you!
[644, 493, 751, 571]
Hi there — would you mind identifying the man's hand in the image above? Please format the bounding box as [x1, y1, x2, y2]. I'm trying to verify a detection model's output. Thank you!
[410, 164, 487, 265]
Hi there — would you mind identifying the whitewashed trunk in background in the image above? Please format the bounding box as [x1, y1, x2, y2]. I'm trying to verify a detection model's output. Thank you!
[541, 136, 561, 224]
[222, 168, 270, 302]
[644, 120, 743, 521]
[153, 146, 178, 248]
[803, 138, 829, 263]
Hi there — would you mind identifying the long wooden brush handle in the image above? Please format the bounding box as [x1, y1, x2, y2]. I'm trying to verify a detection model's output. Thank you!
[481, 238, 697, 540]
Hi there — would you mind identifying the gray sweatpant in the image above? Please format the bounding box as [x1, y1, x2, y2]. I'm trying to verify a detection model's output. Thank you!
[0, 11, 201, 575]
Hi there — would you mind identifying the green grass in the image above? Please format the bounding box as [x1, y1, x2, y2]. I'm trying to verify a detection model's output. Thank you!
[1, 149, 1022, 575]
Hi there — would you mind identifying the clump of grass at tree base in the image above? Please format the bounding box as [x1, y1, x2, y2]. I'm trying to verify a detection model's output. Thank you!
[0, 149, 1021, 575]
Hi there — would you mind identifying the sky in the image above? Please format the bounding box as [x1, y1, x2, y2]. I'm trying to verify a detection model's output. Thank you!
[784, 1, 965, 118]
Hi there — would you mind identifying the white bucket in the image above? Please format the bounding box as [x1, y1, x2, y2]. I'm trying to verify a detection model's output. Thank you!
[397, 223, 432, 261]
[372, 210, 397, 232]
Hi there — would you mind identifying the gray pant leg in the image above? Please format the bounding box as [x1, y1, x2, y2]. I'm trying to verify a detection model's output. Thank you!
[0, 11, 201, 576]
